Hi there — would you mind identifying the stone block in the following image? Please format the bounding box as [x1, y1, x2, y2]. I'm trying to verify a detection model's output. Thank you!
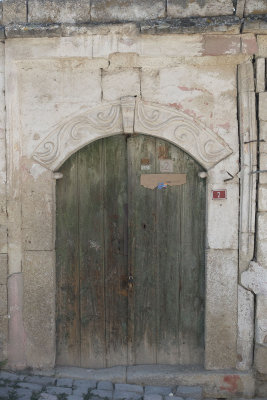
[91, 0, 165, 22]
[205, 249, 238, 369]
[0, 284, 7, 315]
[0, 255, 7, 286]
[23, 251, 55, 368]
[140, 35, 203, 58]
[236, 0, 246, 17]
[56, 378, 73, 387]
[239, 232, 255, 274]
[2, 0, 27, 25]
[260, 121, 267, 153]
[40, 394, 58, 400]
[256, 379, 267, 396]
[257, 238, 267, 266]
[259, 185, 267, 211]
[141, 65, 237, 151]
[8, 273, 26, 368]
[24, 375, 56, 386]
[175, 386, 202, 399]
[0, 138, 6, 189]
[145, 386, 172, 395]
[244, 0, 267, 16]
[15, 388, 33, 398]
[258, 35, 267, 58]
[28, 0, 91, 24]
[241, 261, 267, 295]
[97, 381, 113, 390]
[46, 386, 72, 395]
[0, 316, 8, 360]
[115, 384, 143, 393]
[238, 62, 255, 93]
[56, 365, 126, 382]
[255, 295, 267, 344]
[259, 153, 267, 184]
[93, 34, 119, 58]
[18, 59, 101, 153]
[102, 69, 140, 101]
[21, 159, 54, 251]
[167, 0, 233, 18]
[207, 183, 239, 249]
[256, 58, 266, 93]
[203, 35, 240, 56]
[254, 344, 267, 374]
[17, 382, 43, 391]
[91, 389, 113, 399]
[236, 285, 254, 370]
[113, 392, 142, 400]
[144, 395, 163, 400]
[257, 213, 267, 242]
[241, 34, 258, 55]
[259, 92, 267, 121]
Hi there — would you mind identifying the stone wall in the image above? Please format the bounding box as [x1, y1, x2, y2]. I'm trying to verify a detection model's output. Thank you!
[0, 0, 267, 397]
[0, 0, 267, 25]
[0, 39, 7, 364]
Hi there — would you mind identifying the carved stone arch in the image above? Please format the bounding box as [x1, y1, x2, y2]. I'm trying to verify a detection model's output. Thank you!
[32, 97, 232, 171]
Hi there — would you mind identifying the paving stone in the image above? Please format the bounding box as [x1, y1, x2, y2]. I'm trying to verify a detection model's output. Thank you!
[15, 387, 33, 399]
[91, 388, 113, 399]
[97, 381, 113, 390]
[40, 393, 58, 400]
[115, 383, 143, 393]
[56, 377, 74, 387]
[144, 395, 163, 400]
[67, 395, 84, 400]
[165, 396, 184, 400]
[17, 381, 43, 391]
[165, 397, 184, 400]
[73, 387, 90, 396]
[145, 385, 173, 396]
[73, 379, 96, 390]
[175, 386, 202, 399]
[113, 391, 143, 399]
[24, 375, 56, 386]
[0, 371, 24, 381]
[0, 386, 16, 397]
[46, 386, 72, 395]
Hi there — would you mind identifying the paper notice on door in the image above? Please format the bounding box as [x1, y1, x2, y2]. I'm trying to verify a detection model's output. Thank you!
[140, 174, 187, 189]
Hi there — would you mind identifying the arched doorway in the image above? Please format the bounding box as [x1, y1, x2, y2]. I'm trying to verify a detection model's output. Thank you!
[56, 133, 206, 368]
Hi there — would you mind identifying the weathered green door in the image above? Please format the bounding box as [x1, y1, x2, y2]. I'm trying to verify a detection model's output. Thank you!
[56, 134, 206, 368]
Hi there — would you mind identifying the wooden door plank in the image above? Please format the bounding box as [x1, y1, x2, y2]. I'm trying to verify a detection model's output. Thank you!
[127, 135, 157, 365]
[103, 136, 128, 367]
[179, 153, 206, 364]
[56, 154, 80, 366]
[78, 140, 106, 368]
[155, 139, 182, 364]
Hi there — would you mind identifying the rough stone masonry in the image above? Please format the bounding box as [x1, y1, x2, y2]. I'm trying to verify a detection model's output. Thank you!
[0, 0, 267, 398]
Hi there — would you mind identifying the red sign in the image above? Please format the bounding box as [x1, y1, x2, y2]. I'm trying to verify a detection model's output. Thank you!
[212, 189, 227, 200]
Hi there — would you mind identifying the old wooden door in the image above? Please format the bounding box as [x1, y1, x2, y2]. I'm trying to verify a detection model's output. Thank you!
[56, 134, 206, 368]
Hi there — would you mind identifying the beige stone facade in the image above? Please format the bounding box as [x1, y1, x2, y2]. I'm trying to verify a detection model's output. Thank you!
[0, 0, 267, 397]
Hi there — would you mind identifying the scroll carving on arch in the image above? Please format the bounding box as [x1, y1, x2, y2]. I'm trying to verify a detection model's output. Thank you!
[134, 99, 232, 170]
[32, 98, 232, 171]
[33, 102, 123, 170]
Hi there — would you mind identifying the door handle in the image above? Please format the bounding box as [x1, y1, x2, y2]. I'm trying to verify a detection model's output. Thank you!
[128, 275, 134, 289]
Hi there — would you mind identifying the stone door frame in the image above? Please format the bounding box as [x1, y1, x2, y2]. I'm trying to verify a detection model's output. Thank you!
[5, 37, 256, 373]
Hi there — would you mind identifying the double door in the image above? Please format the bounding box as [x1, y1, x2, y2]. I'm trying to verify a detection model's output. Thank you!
[56, 134, 206, 368]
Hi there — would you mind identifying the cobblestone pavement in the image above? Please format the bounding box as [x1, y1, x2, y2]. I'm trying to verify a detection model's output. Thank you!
[0, 371, 266, 400]
[0, 370, 205, 400]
